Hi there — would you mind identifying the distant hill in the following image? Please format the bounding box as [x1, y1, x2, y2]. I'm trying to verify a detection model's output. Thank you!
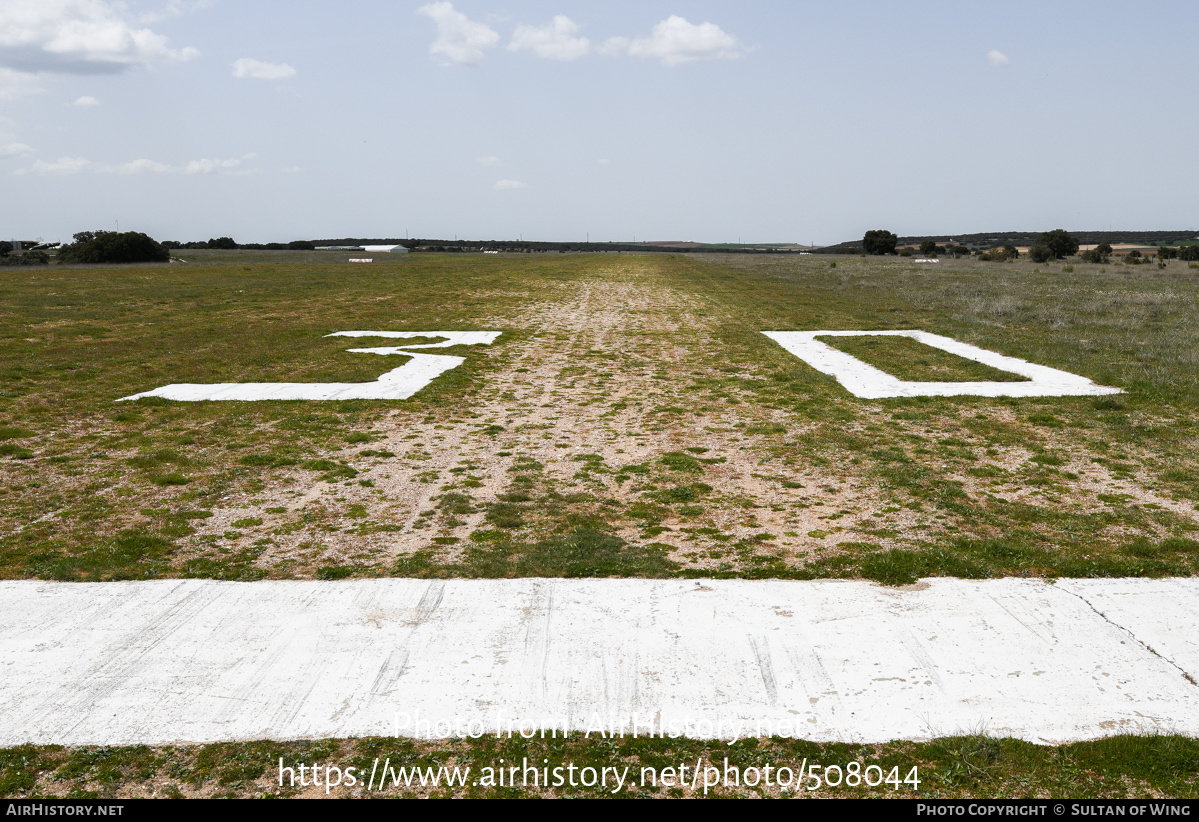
[821, 230, 1199, 253]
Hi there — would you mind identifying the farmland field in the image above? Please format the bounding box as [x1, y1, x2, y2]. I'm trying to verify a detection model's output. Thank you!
[2, 251, 1198, 585]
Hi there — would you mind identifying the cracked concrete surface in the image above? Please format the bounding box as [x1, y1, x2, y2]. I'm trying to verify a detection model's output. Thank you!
[1, 577, 1196, 747]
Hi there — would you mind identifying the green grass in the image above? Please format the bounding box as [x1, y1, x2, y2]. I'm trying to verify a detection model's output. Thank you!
[0, 252, 1197, 582]
[2, 733, 1196, 798]
[819, 334, 1030, 382]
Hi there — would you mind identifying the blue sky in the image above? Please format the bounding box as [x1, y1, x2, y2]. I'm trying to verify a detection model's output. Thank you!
[2, 1, 1197, 245]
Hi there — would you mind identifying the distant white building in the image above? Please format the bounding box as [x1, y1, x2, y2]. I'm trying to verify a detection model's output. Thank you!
[362, 245, 408, 253]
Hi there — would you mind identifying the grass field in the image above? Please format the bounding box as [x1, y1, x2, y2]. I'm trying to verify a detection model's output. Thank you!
[2, 251, 1198, 584]
[3, 250, 1199, 798]
[3, 733, 1198, 798]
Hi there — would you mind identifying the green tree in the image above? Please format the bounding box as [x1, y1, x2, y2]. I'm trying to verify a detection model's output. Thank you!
[918, 239, 938, 256]
[1032, 229, 1079, 261]
[58, 230, 170, 264]
[863, 230, 898, 255]
[1081, 243, 1112, 264]
[207, 236, 237, 250]
[1157, 245, 1178, 260]
[0, 241, 12, 257]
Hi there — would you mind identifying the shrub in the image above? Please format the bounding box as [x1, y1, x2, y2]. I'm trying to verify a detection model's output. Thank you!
[979, 244, 1019, 262]
[1179, 245, 1199, 262]
[58, 231, 170, 264]
[0, 250, 49, 266]
[1158, 245, 1179, 260]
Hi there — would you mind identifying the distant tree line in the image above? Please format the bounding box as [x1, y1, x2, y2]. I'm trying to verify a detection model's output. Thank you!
[312, 239, 806, 255]
[159, 237, 809, 254]
[160, 237, 316, 251]
[851, 227, 1198, 265]
[823, 229, 1199, 254]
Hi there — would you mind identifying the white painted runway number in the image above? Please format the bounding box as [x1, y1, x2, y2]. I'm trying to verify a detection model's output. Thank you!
[762, 330, 1122, 399]
[118, 331, 501, 402]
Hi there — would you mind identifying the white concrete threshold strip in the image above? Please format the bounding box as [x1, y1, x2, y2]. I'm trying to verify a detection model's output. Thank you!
[762, 330, 1122, 399]
[118, 331, 501, 402]
[2, 577, 1197, 747]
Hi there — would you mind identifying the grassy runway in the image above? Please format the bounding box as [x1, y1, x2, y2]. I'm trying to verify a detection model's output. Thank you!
[3, 251, 1199, 798]
[1, 251, 1198, 584]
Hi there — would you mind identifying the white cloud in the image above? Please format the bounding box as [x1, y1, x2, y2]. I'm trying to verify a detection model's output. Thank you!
[279, 165, 302, 173]
[15, 152, 255, 175]
[493, 179, 526, 190]
[0, 0, 200, 76]
[987, 49, 1010, 67]
[476, 155, 500, 166]
[417, 2, 499, 66]
[139, 0, 213, 24]
[71, 94, 98, 105]
[184, 153, 255, 174]
[0, 141, 34, 158]
[0, 67, 43, 99]
[113, 157, 174, 174]
[605, 16, 744, 66]
[508, 15, 590, 61]
[102, 153, 252, 174]
[14, 155, 90, 175]
[231, 57, 296, 80]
